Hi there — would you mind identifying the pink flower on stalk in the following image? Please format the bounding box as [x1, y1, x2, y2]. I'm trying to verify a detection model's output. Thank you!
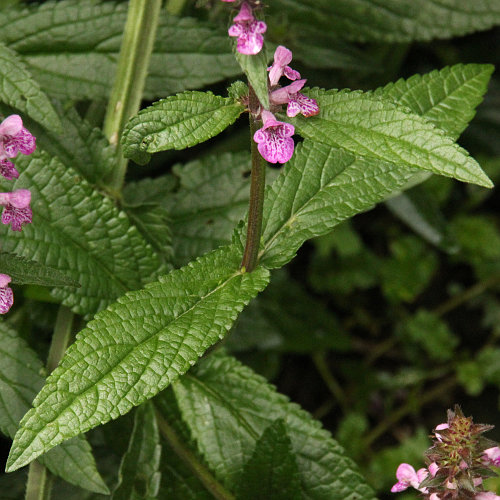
[0, 189, 32, 231]
[483, 447, 500, 466]
[268, 45, 301, 86]
[228, 2, 266, 55]
[0, 274, 13, 314]
[270, 79, 320, 117]
[390, 463, 428, 493]
[253, 110, 295, 164]
[428, 462, 439, 477]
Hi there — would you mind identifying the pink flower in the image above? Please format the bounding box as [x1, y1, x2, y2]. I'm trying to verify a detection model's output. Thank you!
[428, 462, 439, 477]
[268, 45, 301, 86]
[391, 463, 428, 493]
[270, 79, 320, 118]
[0, 189, 32, 231]
[228, 2, 266, 55]
[430, 494, 441, 500]
[483, 447, 500, 466]
[435, 422, 449, 442]
[0, 115, 35, 159]
[253, 110, 295, 164]
[0, 274, 13, 314]
[476, 493, 500, 500]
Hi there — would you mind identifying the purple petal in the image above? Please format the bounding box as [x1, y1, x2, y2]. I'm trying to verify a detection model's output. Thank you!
[0, 115, 23, 137]
[233, 2, 253, 22]
[283, 66, 301, 81]
[236, 31, 264, 55]
[0, 274, 11, 287]
[2, 205, 32, 231]
[255, 128, 295, 164]
[287, 92, 320, 117]
[3, 128, 36, 157]
[390, 481, 409, 493]
[8, 189, 31, 208]
[0, 158, 19, 180]
[0, 284, 13, 314]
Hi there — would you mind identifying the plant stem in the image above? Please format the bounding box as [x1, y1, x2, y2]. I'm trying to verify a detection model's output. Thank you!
[165, 0, 186, 15]
[312, 352, 348, 413]
[25, 461, 53, 500]
[103, 0, 163, 193]
[25, 306, 74, 500]
[155, 409, 235, 500]
[241, 87, 266, 273]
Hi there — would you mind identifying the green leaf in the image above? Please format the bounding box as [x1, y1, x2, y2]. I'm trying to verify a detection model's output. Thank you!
[268, 0, 500, 43]
[375, 64, 495, 139]
[165, 152, 278, 267]
[29, 105, 117, 186]
[112, 402, 161, 500]
[290, 88, 492, 188]
[173, 352, 376, 499]
[0, 253, 79, 287]
[236, 419, 301, 500]
[121, 91, 244, 165]
[6, 245, 270, 471]
[228, 269, 350, 353]
[0, 0, 240, 100]
[398, 310, 458, 362]
[0, 42, 61, 132]
[259, 140, 417, 268]
[0, 322, 108, 494]
[0, 150, 162, 317]
[234, 45, 269, 109]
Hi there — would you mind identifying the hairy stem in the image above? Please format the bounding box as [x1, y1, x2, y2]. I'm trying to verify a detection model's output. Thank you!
[103, 0, 163, 193]
[155, 409, 235, 500]
[241, 87, 266, 273]
[25, 306, 74, 500]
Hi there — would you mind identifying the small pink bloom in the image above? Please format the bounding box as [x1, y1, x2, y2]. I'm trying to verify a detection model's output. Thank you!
[429, 462, 439, 477]
[391, 464, 427, 493]
[228, 2, 266, 55]
[474, 478, 483, 487]
[270, 79, 320, 118]
[0, 273, 13, 314]
[483, 447, 500, 466]
[0, 189, 32, 231]
[430, 494, 441, 500]
[476, 493, 500, 500]
[0, 115, 36, 159]
[268, 45, 301, 86]
[460, 460, 469, 470]
[253, 110, 295, 164]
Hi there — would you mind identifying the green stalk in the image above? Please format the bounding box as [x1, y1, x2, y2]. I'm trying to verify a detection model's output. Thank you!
[103, 0, 163, 193]
[165, 0, 187, 15]
[241, 87, 266, 273]
[25, 306, 74, 500]
[155, 409, 236, 500]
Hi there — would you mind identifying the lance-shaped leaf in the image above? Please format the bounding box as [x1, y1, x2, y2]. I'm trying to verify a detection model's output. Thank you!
[0, 253, 79, 287]
[236, 419, 301, 500]
[259, 140, 417, 268]
[0, 0, 239, 100]
[6, 245, 270, 472]
[0, 42, 61, 133]
[290, 89, 492, 188]
[0, 322, 108, 494]
[112, 402, 161, 500]
[173, 352, 376, 499]
[375, 64, 495, 140]
[122, 92, 245, 165]
[268, 0, 500, 43]
[0, 151, 162, 317]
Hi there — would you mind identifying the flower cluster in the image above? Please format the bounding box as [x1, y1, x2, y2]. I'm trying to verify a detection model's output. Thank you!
[221, 3, 319, 165]
[392, 406, 500, 499]
[0, 114, 36, 314]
